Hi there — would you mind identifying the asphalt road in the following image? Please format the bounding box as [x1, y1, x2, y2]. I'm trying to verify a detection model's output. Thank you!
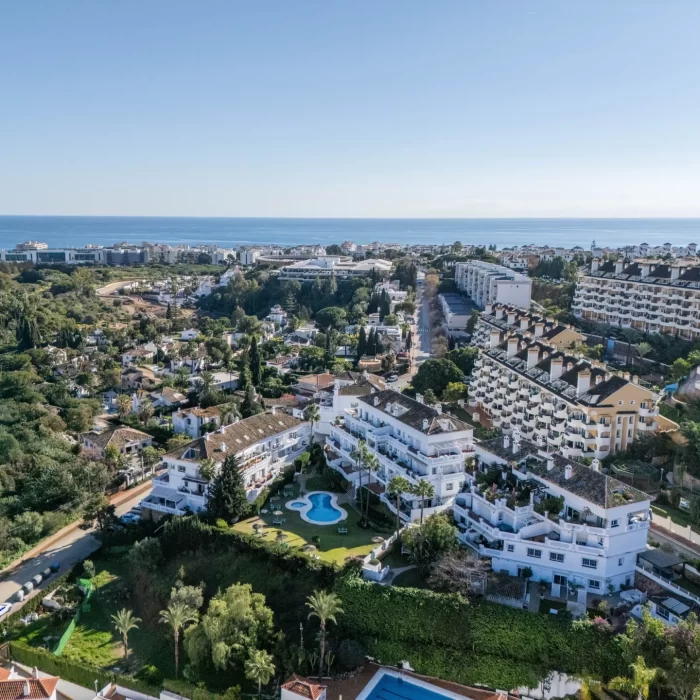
[0, 488, 149, 613]
[393, 289, 432, 391]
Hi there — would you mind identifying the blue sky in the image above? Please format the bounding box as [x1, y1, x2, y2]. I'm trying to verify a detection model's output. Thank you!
[1, 1, 699, 217]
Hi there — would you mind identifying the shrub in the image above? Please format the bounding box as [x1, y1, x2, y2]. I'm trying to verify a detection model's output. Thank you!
[338, 638, 365, 671]
[137, 664, 163, 685]
[82, 560, 96, 579]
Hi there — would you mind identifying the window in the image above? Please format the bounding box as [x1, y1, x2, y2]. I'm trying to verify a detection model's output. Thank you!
[507, 544, 514, 553]
[446, 483, 453, 491]
[630, 400, 635, 406]
[178, 465, 186, 473]
[588, 580, 601, 590]
[618, 400, 623, 406]
[432, 467, 437, 475]
[549, 552, 565, 563]
[582, 558, 598, 569]
[527, 548, 542, 559]
[611, 519, 619, 528]
[618, 557, 624, 566]
[553, 574, 567, 585]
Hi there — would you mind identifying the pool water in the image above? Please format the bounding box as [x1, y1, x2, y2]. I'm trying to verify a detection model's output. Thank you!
[306, 493, 343, 523]
[364, 674, 452, 700]
[288, 501, 306, 509]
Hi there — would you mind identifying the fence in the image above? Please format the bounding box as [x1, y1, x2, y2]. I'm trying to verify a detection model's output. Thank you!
[53, 578, 93, 656]
[635, 565, 700, 605]
[651, 512, 700, 550]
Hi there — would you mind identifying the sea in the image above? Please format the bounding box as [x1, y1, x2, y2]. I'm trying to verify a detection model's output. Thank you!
[1, 216, 700, 250]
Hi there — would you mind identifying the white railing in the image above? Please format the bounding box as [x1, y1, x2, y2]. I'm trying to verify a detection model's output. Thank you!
[636, 566, 700, 605]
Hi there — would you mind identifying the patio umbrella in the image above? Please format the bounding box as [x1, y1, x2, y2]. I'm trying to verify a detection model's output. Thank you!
[301, 544, 316, 552]
[273, 510, 283, 516]
[372, 536, 385, 544]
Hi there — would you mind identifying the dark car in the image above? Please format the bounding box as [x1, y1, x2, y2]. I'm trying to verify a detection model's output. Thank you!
[50, 562, 61, 573]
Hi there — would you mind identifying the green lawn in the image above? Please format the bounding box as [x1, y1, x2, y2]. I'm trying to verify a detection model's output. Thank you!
[233, 507, 380, 564]
[62, 560, 175, 674]
[392, 567, 427, 589]
[380, 548, 411, 569]
[305, 474, 343, 492]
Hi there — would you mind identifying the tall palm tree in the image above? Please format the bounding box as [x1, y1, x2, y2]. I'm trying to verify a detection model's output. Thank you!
[111, 608, 141, 661]
[636, 341, 653, 361]
[304, 403, 321, 443]
[116, 393, 131, 419]
[159, 603, 198, 678]
[412, 479, 435, 524]
[225, 356, 237, 392]
[350, 439, 370, 514]
[244, 649, 275, 700]
[138, 399, 154, 426]
[363, 452, 379, 525]
[306, 590, 343, 680]
[608, 656, 659, 700]
[221, 401, 241, 425]
[577, 676, 603, 700]
[387, 475, 411, 533]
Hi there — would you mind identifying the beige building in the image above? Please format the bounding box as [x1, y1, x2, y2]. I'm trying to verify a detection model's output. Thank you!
[573, 258, 700, 339]
[472, 303, 584, 350]
[468, 334, 676, 460]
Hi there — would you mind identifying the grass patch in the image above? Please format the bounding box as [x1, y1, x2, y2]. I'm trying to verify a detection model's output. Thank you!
[652, 503, 700, 534]
[305, 474, 343, 492]
[233, 509, 378, 564]
[392, 568, 427, 589]
[539, 598, 568, 615]
[676, 576, 700, 598]
[380, 548, 410, 569]
[12, 613, 70, 650]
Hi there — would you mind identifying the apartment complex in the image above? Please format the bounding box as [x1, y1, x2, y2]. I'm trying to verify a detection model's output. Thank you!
[278, 256, 392, 282]
[573, 258, 700, 339]
[325, 389, 474, 523]
[468, 333, 673, 460]
[141, 412, 309, 520]
[471, 303, 584, 350]
[455, 435, 651, 593]
[0, 245, 149, 265]
[455, 261, 532, 309]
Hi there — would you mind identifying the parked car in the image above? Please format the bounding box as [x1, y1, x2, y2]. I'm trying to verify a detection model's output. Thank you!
[21, 581, 34, 594]
[31, 574, 43, 587]
[0, 603, 12, 620]
[387, 374, 399, 383]
[14, 589, 24, 603]
[42, 568, 52, 580]
[120, 512, 140, 525]
[50, 562, 61, 573]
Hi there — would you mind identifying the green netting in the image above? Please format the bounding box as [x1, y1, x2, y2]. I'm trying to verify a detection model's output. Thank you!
[53, 578, 93, 656]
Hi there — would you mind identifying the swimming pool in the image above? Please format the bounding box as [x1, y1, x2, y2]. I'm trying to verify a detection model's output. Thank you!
[357, 670, 465, 700]
[284, 491, 347, 525]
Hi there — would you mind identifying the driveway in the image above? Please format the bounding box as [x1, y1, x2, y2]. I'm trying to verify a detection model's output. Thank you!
[0, 486, 150, 612]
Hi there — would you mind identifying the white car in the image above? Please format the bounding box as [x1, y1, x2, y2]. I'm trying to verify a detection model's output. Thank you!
[387, 374, 399, 383]
[0, 603, 12, 620]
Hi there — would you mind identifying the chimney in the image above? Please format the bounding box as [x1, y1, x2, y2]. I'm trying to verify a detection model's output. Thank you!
[373, 396, 379, 406]
[490, 329, 501, 349]
[534, 322, 544, 337]
[595, 374, 603, 385]
[271, 405, 277, 415]
[591, 458, 600, 472]
[623, 371, 631, 381]
[640, 263, 650, 277]
[32, 668, 40, 679]
[577, 368, 591, 395]
[220, 442, 226, 451]
[435, 404, 442, 415]
[527, 346, 539, 369]
[550, 357, 564, 381]
[520, 316, 530, 330]
[546, 455, 554, 471]
[507, 337, 519, 358]
[484, 303, 493, 315]
[564, 464, 573, 480]
[503, 434, 510, 449]
[591, 258, 599, 272]
[24, 681, 31, 697]
[416, 393, 424, 404]
[632, 375, 639, 384]
[507, 311, 516, 325]
[422, 418, 429, 430]
[671, 267, 680, 280]
[614, 260, 624, 273]
[512, 439, 520, 454]
[495, 307, 504, 320]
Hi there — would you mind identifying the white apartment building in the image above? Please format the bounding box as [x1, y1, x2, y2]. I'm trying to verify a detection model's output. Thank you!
[573, 258, 700, 339]
[0, 246, 149, 265]
[455, 261, 532, 309]
[278, 256, 392, 282]
[325, 390, 474, 523]
[438, 293, 475, 332]
[468, 334, 674, 460]
[239, 249, 261, 266]
[471, 303, 584, 351]
[455, 434, 651, 594]
[141, 411, 310, 519]
[173, 406, 225, 439]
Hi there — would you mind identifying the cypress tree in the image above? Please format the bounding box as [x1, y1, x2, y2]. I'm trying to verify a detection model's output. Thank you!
[208, 454, 248, 522]
[367, 327, 376, 356]
[250, 336, 261, 386]
[356, 326, 367, 363]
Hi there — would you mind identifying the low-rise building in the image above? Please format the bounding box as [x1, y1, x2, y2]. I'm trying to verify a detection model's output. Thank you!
[455, 434, 651, 594]
[266, 304, 288, 327]
[0, 667, 59, 700]
[80, 426, 153, 459]
[438, 293, 477, 332]
[122, 346, 155, 367]
[140, 412, 310, 519]
[455, 261, 532, 309]
[173, 406, 224, 438]
[325, 390, 474, 523]
[278, 256, 392, 282]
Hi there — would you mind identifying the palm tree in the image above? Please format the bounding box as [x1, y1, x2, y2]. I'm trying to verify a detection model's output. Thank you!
[387, 475, 410, 533]
[306, 590, 343, 680]
[304, 403, 321, 443]
[199, 458, 218, 483]
[608, 656, 658, 700]
[116, 393, 131, 419]
[159, 603, 198, 678]
[363, 452, 379, 525]
[636, 341, 653, 362]
[577, 676, 603, 700]
[225, 356, 237, 392]
[111, 608, 141, 661]
[138, 399, 154, 426]
[244, 648, 275, 700]
[350, 439, 370, 514]
[412, 479, 435, 524]
[220, 401, 241, 425]
[621, 328, 640, 365]
[199, 371, 214, 395]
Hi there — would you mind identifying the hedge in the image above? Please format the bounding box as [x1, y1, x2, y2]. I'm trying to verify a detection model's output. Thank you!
[335, 575, 625, 684]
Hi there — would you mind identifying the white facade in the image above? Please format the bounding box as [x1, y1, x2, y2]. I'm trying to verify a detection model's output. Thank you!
[455, 261, 532, 309]
[573, 258, 700, 339]
[173, 406, 223, 439]
[455, 436, 651, 593]
[238, 249, 261, 265]
[325, 390, 474, 523]
[141, 413, 310, 518]
[278, 256, 392, 282]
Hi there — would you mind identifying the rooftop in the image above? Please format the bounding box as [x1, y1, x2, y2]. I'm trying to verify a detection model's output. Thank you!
[80, 426, 152, 450]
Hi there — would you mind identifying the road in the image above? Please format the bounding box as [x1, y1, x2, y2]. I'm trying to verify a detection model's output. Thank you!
[393, 288, 432, 391]
[96, 280, 134, 296]
[0, 488, 150, 613]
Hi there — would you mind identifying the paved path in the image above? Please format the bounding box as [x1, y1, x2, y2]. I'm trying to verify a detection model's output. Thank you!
[96, 280, 134, 297]
[0, 485, 151, 612]
[393, 289, 431, 391]
[650, 523, 700, 558]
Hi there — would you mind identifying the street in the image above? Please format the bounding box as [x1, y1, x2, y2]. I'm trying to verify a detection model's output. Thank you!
[393, 287, 432, 391]
[0, 487, 150, 613]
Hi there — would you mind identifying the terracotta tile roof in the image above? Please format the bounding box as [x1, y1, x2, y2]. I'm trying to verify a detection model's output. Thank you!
[297, 373, 335, 389]
[0, 678, 59, 700]
[80, 426, 152, 450]
[0, 671, 10, 682]
[281, 675, 325, 700]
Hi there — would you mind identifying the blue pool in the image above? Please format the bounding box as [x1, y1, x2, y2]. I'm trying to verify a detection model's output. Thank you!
[306, 493, 343, 523]
[364, 674, 452, 700]
[288, 501, 306, 509]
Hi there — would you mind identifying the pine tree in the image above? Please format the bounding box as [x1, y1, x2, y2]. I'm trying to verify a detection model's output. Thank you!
[241, 383, 262, 418]
[249, 336, 261, 386]
[208, 454, 248, 522]
[356, 326, 367, 364]
[367, 327, 376, 356]
[166, 303, 173, 320]
[406, 329, 412, 351]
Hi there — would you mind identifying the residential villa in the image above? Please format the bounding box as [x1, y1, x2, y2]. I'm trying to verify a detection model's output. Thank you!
[121, 346, 155, 367]
[468, 333, 675, 460]
[0, 667, 59, 700]
[455, 432, 651, 595]
[173, 405, 225, 438]
[325, 389, 474, 523]
[140, 411, 310, 519]
[80, 426, 153, 460]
